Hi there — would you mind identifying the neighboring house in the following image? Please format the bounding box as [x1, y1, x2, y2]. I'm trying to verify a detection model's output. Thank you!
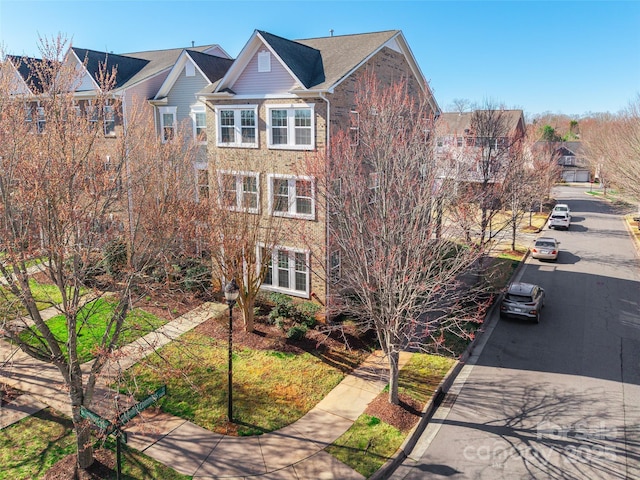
[149, 49, 234, 201]
[553, 142, 590, 182]
[435, 110, 526, 185]
[199, 29, 440, 306]
[530, 141, 590, 183]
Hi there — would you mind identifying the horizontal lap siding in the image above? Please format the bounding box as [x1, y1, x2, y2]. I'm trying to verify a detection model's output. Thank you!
[232, 51, 299, 95]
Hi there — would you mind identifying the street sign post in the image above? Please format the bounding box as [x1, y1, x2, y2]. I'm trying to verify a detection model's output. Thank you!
[79, 385, 166, 480]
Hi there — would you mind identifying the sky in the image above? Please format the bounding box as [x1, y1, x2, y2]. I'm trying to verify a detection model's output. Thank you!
[1, 0, 639, 119]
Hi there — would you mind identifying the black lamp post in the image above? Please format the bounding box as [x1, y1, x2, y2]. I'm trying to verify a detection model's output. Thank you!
[224, 278, 240, 422]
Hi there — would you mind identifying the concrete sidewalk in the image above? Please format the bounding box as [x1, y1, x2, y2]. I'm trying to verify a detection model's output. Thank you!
[1, 301, 411, 479]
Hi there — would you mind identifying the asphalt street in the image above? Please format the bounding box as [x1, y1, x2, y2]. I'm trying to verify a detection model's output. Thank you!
[392, 185, 640, 479]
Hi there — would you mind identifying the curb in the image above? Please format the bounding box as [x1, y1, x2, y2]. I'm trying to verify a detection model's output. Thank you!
[370, 250, 531, 480]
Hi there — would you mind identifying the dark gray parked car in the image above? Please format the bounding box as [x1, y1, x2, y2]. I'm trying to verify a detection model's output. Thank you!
[500, 282, 545, 323]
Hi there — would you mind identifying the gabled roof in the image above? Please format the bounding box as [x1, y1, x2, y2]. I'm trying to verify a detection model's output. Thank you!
[257, 31, 324, 88]
[72, 47, 149, 90]
[153, 49, 234, 100]
[205, 29, 437, 109]
[5, 55, 54, 94]
[70, 44, 223, 93]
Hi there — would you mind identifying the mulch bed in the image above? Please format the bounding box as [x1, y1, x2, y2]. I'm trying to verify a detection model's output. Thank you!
[364, 392, 424, 433]
[43, 449, 115, 480]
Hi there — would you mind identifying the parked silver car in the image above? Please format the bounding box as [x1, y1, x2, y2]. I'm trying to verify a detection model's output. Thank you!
[531, 237, 560, 261]
[500, 282, 545, 323]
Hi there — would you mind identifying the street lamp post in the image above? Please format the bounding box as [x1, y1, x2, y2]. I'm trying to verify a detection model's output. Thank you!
[224, 278, 239, 422]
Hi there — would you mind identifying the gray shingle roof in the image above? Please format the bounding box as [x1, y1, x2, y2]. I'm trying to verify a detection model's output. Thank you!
[72, 44, 220, 91]
[439, 110, 524, 135]
[6, 55, 54, 93]
[257, 31, 324, 88]
[186, 50, 234, 83]
[293, 30, 400, 90]
[72, 47, 149, 90]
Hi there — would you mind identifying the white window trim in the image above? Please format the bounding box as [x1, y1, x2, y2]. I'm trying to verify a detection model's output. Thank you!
[191, 103, 207, 145]
[267, 174, 315, 220]
[217, 170, 260, 214]
[159, 106, 177, 143]
[258, 243, 310, 298]
[215, 105, 258, 148]
[266, 103, 315, 151]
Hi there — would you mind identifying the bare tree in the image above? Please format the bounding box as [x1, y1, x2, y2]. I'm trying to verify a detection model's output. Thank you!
[208, 153, 285, 333]
[0, 37, 200, 471]
[583, 95, 640, 201]
[468, 103, 526, 247]
[308, 74, 485, 405]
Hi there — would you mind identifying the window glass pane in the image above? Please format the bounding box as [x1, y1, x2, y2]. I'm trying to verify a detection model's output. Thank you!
[104, 105, 115, 135]
[240, 110, 255, 143]
[220, 110, 235, 143]
[294, 252, 307, 291]
[222, 174, 236, 207]
[295, 180, 312, 215]
[197, 169, 209, 199]
[195, 112, 207, 141]
[277, 250, 289, 288]
[294, 109, 311, 145]
[242, 176, 258, 209]
[271, 110, 287, 144]
[263, 248, 272, 285]
[273, 178, 289, 212]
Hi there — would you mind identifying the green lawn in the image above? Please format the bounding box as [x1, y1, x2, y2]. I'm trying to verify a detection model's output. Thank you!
[18, 298, 167, 363]
[120, 329, 364, 436]
[0, 278, 88, 316]
[0, 408, 190, 480]
[326, 353, 456, 477]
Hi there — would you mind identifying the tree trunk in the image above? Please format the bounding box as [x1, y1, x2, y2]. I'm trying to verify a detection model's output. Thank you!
[387, 350, 400, 405]
[72, 407, 94, 470]
[240, 295, 255, 333]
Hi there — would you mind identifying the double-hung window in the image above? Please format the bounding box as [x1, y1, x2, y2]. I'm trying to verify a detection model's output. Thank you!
[267, 104, 314, 150]
[218, 171, 259, 213]
[268, 174, 314, 219]
[159, 106, 177, 143]
[36, 106, 46, 133]
[215, 105, 258, 147]
[261, 246, 310, 297]
[103, 104, 115, 136]
[191, 104, 207, 144]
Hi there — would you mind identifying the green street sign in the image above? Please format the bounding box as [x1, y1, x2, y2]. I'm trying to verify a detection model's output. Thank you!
[80, 406, 113, 431]
[118, 385, 166, 426]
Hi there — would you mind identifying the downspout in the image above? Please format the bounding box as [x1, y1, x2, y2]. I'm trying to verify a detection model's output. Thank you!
[121, 92, 136, 249]
[320, 92, 331, 318]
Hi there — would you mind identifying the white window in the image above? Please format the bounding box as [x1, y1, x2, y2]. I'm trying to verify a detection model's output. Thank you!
[197, 168, 209, 201]
[349, 110, 359, 146]
[185, 62, 195, 77]
[36, 106, 46, 133]
[215, 105, 258, 147]
[191, 104, 207, 144]
[218, 171, 259, 213]
[261, 246, 310, 297]
[159, 106, 177, 143]
[267, 104, 314, 150]
[103, 104, 115, 136]
[268, 174, 315, 219]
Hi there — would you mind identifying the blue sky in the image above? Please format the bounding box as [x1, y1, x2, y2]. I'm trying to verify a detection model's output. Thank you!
[1, 0, 638, 118]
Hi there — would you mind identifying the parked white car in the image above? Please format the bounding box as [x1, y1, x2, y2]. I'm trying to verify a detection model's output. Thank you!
[552, 203, 571, 216]
[549, 211, 571, 230]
